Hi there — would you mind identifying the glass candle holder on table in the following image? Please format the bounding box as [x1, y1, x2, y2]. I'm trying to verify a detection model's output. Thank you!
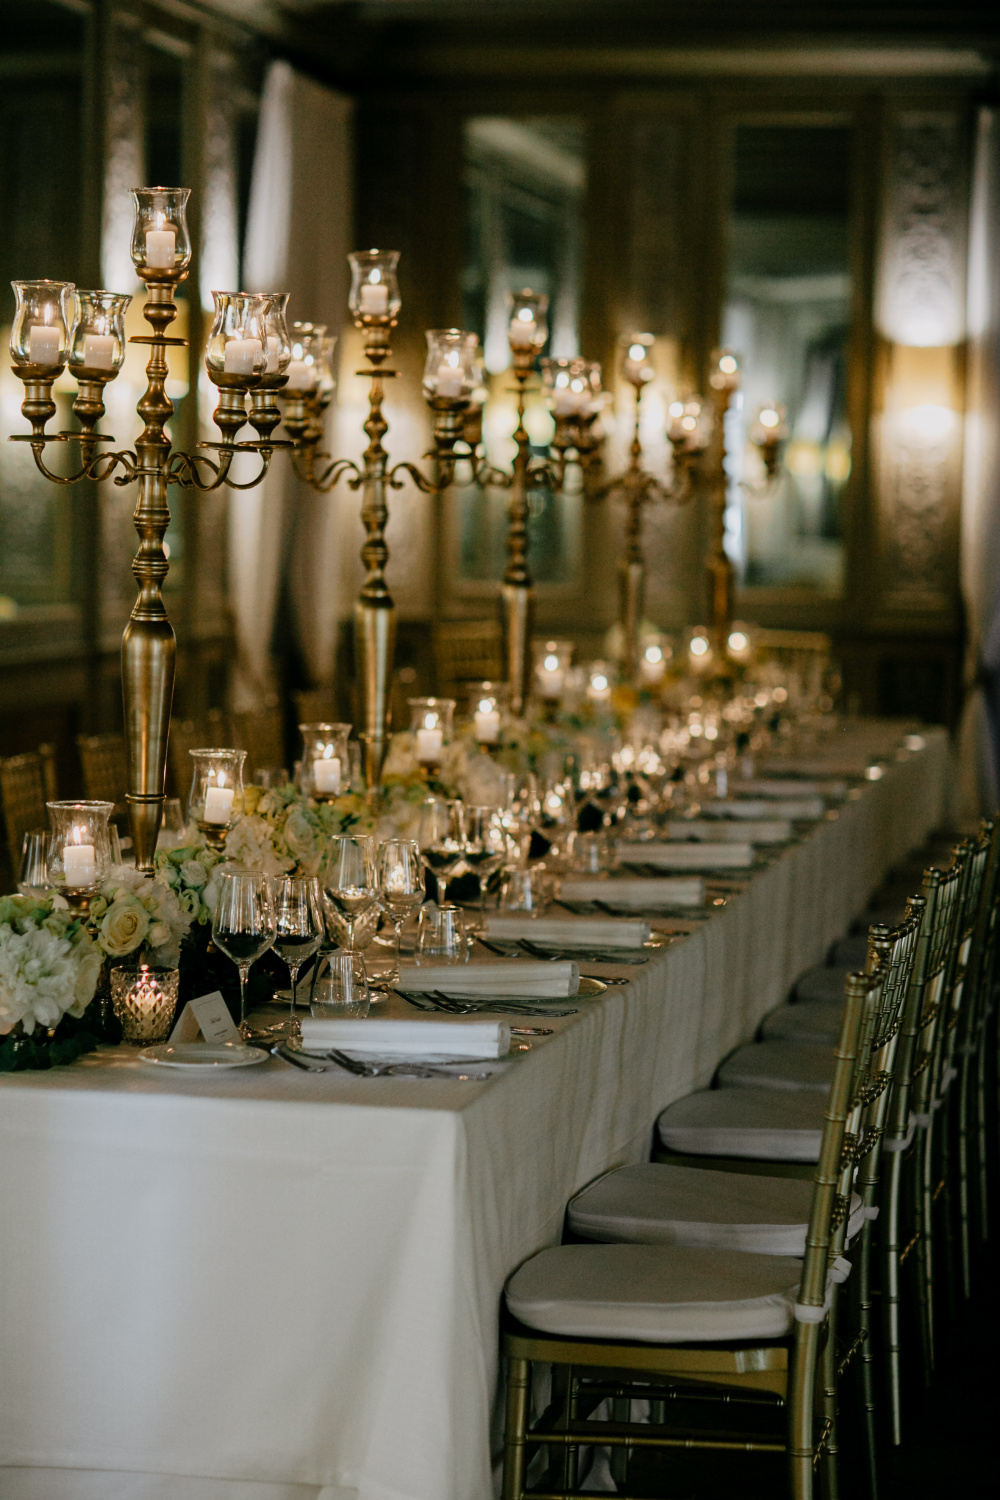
[187, 748, 246, 853]
[466, 681, 507, 750]
[111, 965, 180, 1045]
[533, 639, 573, 712]
[45, 800, 114, 915]
[129, 187, 192, 278]
[298, 722, 352, 800]
[408, 697, 455, 775]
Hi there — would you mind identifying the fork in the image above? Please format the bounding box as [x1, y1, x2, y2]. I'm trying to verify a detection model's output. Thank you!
[326, 1048, 494, 1080]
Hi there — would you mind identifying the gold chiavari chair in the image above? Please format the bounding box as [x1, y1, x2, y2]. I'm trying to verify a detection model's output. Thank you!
[231, 701, 286, 778]
[76, 733, 128, 808]
[432, 619, 503, 699]
[292, 687, 338, 727]
[501, 970, 887, 1500]
[0, 745, 58, 871]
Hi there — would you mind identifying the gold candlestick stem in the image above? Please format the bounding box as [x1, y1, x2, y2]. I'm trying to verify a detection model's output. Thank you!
[706, 384, 735, 649]
[500, 368, 535, 717]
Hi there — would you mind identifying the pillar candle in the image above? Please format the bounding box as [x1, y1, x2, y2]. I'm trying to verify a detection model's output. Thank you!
[223, 338, 263, 375]
[313, 757, 341, 794]
[63, 844, 96, 887]
[360, 283, 389, 315]
[474, 710, 500, 743]
[436, 363, 464, 398]
[203, 786, 235, 824]
[509, 317, 537, 348]
[415, 727, 443, 762]
[28, 325, 61, 365]
[83, 334, 116, 370]
[145, 227, 176, 268]
[285, 360, 315, 391]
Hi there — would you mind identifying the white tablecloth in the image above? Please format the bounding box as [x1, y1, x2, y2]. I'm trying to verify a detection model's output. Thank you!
[0, 726, 949, 1500]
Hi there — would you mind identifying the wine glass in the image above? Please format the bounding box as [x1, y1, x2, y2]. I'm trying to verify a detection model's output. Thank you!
[271, 875, 324, 1032]
[417, 797, 466, 905]
[17, 830, 49, 898]
[211, 870, 277, 1040]
[320, 833, 378, 952]
[376, 839, 424, 980]
[462, 806, 507, 928]
[501, 775, 540, 866]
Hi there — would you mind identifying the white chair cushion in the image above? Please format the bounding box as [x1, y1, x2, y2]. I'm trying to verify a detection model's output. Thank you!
[568, 1164, 863, 1255]
[506, 1243, 800, 1342]
[657, 1087, 826, 1161]
[795, 965, 851, 1003]
[717, 1040, 834, 1093]
[761, 1000, 843, 1045]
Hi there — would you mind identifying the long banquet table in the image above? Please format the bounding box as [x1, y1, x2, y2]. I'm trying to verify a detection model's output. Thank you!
[0, 723, 949, 1500]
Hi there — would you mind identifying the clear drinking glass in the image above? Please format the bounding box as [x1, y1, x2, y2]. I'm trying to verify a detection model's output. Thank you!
[211, 870, 277, 1039]
[159, 797, 187, 850]
[309, 950, 369, 1018]
[376, 838, 424, 980]
[416, 904, 467, 961]
[272, 876, 324, 1031]
[17, 830, 49, 898]
[499, 868, 546, 915]
[418, 798, 466, 905]
[320, 833, 378, 952]
[462, 806, 507, 927]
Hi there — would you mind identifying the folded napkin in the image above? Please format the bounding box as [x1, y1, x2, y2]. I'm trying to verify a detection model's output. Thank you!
[665, 818, 791, 844]
[398, 960, 580, 996]
[617, 841, 754, 869]
[699, 797, 819, 820]
[484, 914, 651, 948]
[300, 1017, 510, 1058]
[758, 759, 862, 781]
[561, 877, 705, 907]
[734, 779, 843, 805]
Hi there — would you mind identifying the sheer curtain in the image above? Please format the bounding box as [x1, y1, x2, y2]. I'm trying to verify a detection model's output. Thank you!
[957, 106, 1000, 818]
[233, 61, 353, 709]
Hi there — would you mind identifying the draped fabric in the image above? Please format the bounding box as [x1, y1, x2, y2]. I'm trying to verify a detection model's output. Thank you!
[232, 62, 353, 709]
[957, 106, 1000, 818]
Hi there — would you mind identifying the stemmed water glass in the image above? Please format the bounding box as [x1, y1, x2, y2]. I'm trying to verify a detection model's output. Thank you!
[501, 775, 540, 866]
[17, 831, 49, 898]
[211, 870, 277, 1040]
[320, 833, 378, 952]
[462, 806, 507, 927]
[271, 875, 324, 1032]
[376, 839, 424, 979]
[417, 797, 466, 905]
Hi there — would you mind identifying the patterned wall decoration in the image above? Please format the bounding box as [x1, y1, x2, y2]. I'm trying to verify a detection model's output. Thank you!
[876, 109, 966, 610]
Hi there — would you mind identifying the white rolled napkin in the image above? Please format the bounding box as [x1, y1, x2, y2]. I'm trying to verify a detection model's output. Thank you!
[617, 841, 754, 869]
[398, 960, 580, 996]
[665, 819, 791, 844]
[728, 784, 833, 812]
[484, 914, 651, 948]
[561, 877, 705, 907]
[300, 1017, 510, 1058]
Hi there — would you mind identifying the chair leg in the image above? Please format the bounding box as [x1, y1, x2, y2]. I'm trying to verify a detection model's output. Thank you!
[882, 1147, 906, 1446]
[789, 1322, 820, 1500]
[855, 1220, 879, 1498]
[821, 1295, 841, 1500]
[917, 1120, 936, 1380]
[957, 1055, 973, 1299]
[503, 1356, 531, 1500]
[609, 1395, 630, 1486]
[976, 1027, 990, 1242]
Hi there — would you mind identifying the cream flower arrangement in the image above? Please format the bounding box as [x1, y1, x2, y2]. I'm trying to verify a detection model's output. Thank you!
[0, 895, 102, 1037]
[221, 783, 371, 879]
[90, 864, 194, 968]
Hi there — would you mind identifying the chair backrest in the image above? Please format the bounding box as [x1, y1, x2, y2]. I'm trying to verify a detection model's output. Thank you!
[433, 620, 503, 698]
[853, 911, 921, 1205]
[906, 856, 966, 1128]
[76, 733, 128, 806]
[0, 745, 58, 869]
[292, 688, 338, 727]
[231, 704, 286, 777]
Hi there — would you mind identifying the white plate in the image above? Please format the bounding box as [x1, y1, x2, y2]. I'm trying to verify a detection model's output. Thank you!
[138, 1042, 268, 1070]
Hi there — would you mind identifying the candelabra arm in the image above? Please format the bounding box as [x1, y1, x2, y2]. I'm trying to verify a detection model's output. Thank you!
[14, 436, 136, 487]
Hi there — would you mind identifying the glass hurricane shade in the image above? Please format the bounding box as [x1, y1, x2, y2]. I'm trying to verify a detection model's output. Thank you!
[710, 347, 741, 393]
[187, 748, 246, 830]
[422, 329, 479, 402]
[750, 402, 788, 446]
[348, 249, 401, 324]
[129, 187, 192, 275]
[534, 639, 573, 700]
[408, 698, 456, 765]
[9, 281, 77, 370]
[66, 290, 132, 376]
[667, 395, 711, 452]
[466, 681, 508, 743]
[586, 662, 615, 701]
[45, 800, 115, 895]
[507, 289, 548, 352]
[621, 333, 655, 386]
[205, 292, 269, 382]
[286, 322, 327, 394]
[256, 292, 292, 378]
[298, 722, 352, 799]
[541, 356, 596, 417]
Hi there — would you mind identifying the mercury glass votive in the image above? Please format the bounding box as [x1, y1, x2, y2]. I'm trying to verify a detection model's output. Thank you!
[299, 722, 352, 799]
[111, 965, 180, 1045]
[348, 249, 401, 326]
[45, 800, 114, 912]
[409, 698, 456, 770]
[129, 187, 192, 277]
[10, 280, 77, 372]
[187, 748, 246, 851]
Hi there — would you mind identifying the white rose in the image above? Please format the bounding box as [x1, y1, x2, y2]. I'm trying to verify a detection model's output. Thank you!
[148, 921, 171, 948]
[282, 808, 316, 861]
[100, 898, 150, 957]
[180, 859, 209, 889]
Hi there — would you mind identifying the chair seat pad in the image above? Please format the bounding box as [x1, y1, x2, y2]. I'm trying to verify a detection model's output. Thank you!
[717, 1040, 834, 1093]
[794, 964, 851, 1003]
[761, 1000, 843, 1045]
[657, 1087, 827, 1161]
[568, 1163, 862, 1254]
[506, 1243, 799, 1343]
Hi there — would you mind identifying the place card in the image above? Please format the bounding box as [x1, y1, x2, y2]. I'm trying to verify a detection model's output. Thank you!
[169, 991, 240, 1045]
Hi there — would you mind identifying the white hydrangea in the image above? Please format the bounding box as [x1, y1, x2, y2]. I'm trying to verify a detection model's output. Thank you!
[0, 923, 100, 1035]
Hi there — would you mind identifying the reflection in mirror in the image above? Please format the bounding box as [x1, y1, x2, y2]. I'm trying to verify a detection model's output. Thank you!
[722, 124, 852, 594]
[456, 117, 586, 586]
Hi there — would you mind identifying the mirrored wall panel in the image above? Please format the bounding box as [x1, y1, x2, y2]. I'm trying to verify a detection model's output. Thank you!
[722, 123, 853, 595]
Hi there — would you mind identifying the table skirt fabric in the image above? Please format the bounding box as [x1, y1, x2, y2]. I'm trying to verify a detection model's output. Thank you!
[0, 727, 948, 1500]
